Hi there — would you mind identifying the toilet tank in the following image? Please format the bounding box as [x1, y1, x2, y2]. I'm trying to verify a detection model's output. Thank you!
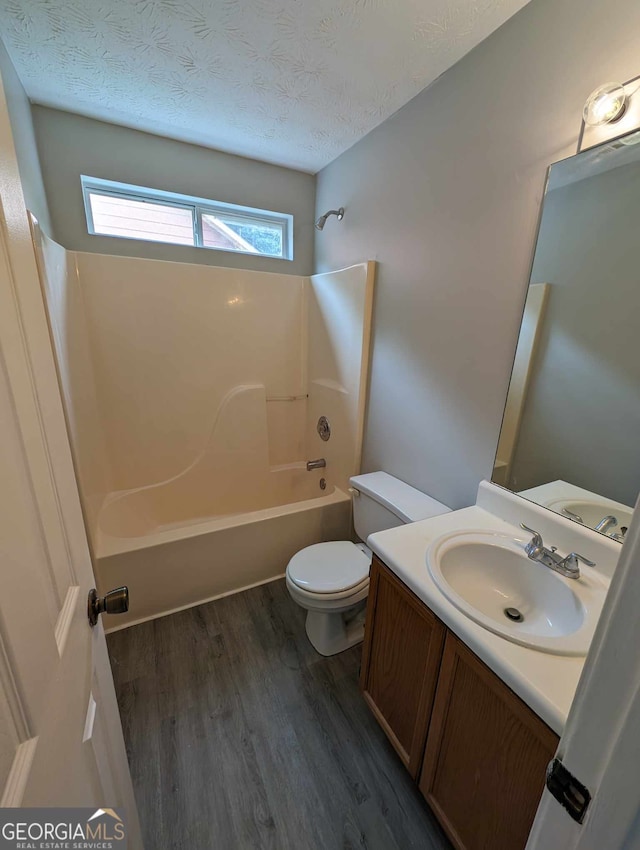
[350, 471, 451, 542]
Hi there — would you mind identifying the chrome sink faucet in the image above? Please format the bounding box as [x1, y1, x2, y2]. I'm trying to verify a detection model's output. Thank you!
[594, 515, 618, 535]
[520, 524, 595, 580]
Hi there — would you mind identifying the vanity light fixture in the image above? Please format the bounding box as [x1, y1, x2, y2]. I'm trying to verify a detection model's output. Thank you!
[582, 82, 627, 126]
[578, 74, 640, 152]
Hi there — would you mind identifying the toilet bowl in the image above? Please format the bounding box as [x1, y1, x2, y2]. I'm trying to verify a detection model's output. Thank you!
[286, 540, 372, 656]
[286, 472, 451, 656]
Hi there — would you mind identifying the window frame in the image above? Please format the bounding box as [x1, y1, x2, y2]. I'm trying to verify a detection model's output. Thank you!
[81, 176, 294, 261]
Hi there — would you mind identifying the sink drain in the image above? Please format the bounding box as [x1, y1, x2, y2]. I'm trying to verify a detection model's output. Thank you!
[504, 607, 524, 623]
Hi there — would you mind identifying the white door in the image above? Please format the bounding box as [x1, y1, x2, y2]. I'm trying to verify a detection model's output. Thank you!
[526, 503, 640, 850]
[0, 74, 142, 845]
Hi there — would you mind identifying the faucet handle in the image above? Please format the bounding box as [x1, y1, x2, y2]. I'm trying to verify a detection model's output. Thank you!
[561, 507, 584, 524]
[564, 552, 596, 569]
[520, 523, 543, 547]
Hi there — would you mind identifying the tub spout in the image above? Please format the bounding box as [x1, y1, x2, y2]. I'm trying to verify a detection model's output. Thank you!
[306, 458, 326, 471]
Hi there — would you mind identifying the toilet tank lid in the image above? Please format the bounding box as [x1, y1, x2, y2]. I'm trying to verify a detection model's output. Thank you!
[349, 471, 451, 523]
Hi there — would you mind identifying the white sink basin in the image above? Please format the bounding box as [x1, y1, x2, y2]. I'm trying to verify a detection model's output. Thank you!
[545, 498, 633, 533]
[427, 530, 607, 655]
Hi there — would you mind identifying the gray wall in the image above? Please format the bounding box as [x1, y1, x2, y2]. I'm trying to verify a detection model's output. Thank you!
[509, 163, 640, 506]
[315, 0, 640, 510]
[0, 39, 51, 234]
[32, 106, 316, 275]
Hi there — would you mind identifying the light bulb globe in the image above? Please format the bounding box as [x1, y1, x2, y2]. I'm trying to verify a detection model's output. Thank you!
[583, 82, 627, 126]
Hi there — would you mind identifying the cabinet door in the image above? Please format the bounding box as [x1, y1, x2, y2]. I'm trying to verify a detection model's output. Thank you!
[419, 632, 559, 850]
[360, 556, 445, 778]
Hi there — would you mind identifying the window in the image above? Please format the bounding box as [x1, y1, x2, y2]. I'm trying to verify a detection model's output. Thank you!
[81, 176, 293, 260]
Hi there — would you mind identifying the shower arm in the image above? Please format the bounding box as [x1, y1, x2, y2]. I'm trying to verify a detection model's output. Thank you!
[315, 207, 345, 231]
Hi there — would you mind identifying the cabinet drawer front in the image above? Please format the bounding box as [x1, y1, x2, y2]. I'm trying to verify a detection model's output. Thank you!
[420, 633, 559, 850]
[361, 557, 444, 777]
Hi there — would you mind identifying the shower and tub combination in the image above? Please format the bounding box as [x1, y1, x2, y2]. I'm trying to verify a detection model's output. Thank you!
[31, 218, 375, 628]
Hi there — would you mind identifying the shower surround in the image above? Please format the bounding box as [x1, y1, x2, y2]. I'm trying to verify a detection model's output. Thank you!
[32, 220, 374, 628]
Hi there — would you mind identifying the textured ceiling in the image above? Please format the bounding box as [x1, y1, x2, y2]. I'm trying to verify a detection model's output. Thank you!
[0, 0, 530, 172]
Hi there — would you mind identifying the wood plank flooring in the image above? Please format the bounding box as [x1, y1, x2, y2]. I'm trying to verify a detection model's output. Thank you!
[107, 578, 452, 850]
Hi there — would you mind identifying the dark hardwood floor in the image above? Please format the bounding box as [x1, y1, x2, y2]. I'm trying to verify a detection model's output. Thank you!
[107, 578, 452, 850]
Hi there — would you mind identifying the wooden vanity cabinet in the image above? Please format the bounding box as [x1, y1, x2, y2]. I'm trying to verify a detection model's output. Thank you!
[361, 556, 560, 850]
[419, 632, 559, 850]
[360, 556, 445, 778]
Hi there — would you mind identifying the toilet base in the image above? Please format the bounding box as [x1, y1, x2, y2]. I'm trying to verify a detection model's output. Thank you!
[305, 601, 367, 657]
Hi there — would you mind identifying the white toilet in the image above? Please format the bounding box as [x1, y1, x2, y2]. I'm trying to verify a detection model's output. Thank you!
[285, 471, 451, 656]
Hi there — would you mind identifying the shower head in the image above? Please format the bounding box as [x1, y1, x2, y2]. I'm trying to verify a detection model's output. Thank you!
[315, 207, 345, 231]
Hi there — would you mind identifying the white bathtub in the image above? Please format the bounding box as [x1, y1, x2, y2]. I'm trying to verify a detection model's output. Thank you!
[95, 463, 351, 630]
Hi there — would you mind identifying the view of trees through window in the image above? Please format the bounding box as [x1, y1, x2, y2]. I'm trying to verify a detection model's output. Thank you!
[82, 177, 292, 260]
[223, 221, 283, 256]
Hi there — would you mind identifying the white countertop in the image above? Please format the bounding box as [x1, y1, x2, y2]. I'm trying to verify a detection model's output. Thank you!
[367, 483, 621, 736]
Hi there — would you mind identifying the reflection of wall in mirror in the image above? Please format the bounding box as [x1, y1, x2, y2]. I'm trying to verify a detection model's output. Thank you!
[507, 162, 640, 507]
[493, 283, 549, 486]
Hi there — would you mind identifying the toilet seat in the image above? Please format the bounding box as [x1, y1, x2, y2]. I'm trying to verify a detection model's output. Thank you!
[286, 573, 369, 606]
[287, 541, 371, 594]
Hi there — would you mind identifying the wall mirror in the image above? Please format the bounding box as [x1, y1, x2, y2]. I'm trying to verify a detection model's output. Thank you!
[492, 129, 640, 541]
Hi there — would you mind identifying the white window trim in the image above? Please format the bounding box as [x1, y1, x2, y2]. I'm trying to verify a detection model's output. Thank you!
[81, 175, 294, 261]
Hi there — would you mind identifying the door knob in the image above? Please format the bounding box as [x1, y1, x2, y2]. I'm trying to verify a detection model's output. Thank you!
[88, 586, 129, 627]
